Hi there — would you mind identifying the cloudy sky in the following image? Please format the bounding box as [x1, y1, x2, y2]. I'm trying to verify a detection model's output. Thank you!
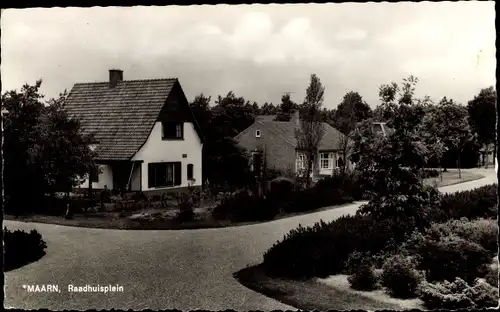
[1, 2, 496, 109]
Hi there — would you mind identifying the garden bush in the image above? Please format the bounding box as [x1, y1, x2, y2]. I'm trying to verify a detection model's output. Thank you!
[212, 190, 279, 222]
[175, 192, 196, 223]
[421, 168, 440, 179]
[418, 277, 499, 309]
[284, 181, 354, 214]
[437, 184, 497, 221]
[415, 233, 491, 283]
[484, 263, 498, 287]
[381, 255, 423, 298]
[422, 218, 498, 255]
[262, 215, 395, 278]
[348, 262, 379, 291]
[4, 228, 47, 271]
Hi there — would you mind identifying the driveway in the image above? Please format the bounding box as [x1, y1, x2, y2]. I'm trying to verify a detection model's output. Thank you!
[4, 168, 497, 310]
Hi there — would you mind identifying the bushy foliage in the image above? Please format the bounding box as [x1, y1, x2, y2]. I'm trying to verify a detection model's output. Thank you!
[262, 215, 395, 278]
[4, 228, 47, 271]
[351, 91, 445, 240]
[422, 218, 498, 255]
[418, 277, 499, 309]
[437, 184, 497, 221]
[348, 263, 379, 291]
[414, 233, 491, 283]
[175, 191, 196, 223]
[284, 171, 361, 213]
[3, 82, 97, 215]
[421, 168, 439, 179]
[212, 190, 279, 222]
[381, 255, 423, 298]
[358, 184, 441, 237]
[484, 263, 498, 287]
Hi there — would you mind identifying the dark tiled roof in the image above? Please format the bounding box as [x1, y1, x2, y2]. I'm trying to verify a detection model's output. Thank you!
[256, 121, 344, 150]
[64, 79, 177, 161]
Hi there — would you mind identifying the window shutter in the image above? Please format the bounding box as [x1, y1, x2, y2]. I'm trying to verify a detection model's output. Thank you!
[174, 162, 182, 185]
[148, 163, 154, 188]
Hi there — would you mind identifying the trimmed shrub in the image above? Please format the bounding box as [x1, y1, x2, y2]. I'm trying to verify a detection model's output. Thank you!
[484, 262, 498, 287]
[345, 250, 367, 275]
[437, 184, 497, 221]
[175, 192, 196, 223]
[381, 255, 422, 298]
[418, 277, 499, 309]
[212, 190, 279, 222]
[423, 219, 498, 255]
[4, 228, 47, 272]
[348, 263, 379, 291]
[262, 214, 395, 278]
[415, 234, 490, 283]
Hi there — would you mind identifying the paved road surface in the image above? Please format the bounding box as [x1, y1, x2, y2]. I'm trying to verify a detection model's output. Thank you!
[4, 168, 497, 310]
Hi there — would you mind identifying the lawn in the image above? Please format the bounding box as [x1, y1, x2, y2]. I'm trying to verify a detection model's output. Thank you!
[235, 265, 409, 311]
[423, 169, 484, 188]
[237, 182, 498, 311]
[4, 201, 360, 230]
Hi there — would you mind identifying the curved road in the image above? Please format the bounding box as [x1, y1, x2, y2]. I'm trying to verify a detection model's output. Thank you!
[4, 169, 497, 310]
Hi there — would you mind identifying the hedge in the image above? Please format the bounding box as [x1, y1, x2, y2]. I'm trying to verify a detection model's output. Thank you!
[436, 184, 497, 221]
[418, 277, 498, 309]
[262, 215, 395, 278]
[4, 228, 47, 271]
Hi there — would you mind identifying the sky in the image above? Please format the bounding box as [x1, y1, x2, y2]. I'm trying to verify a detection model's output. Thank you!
[1, 2, 496, 110]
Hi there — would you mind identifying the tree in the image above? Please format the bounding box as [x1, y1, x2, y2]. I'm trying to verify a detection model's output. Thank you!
[350, 76, 444, 239]
[260, 102, 278, 115]
[39, 90, 97, 194]
[333, 91, 372, 172]
[295, 74, 325, 188]
[275, 93, 298, 121]
[467, 86, 496, 168]
[424, 97, 474, 177]
[189, 93, 213, 138]
[2, 81, 96, 214]
[189, 93, 254, 191]
[212, 91, 255, 138]
[373, 82, 399, 121]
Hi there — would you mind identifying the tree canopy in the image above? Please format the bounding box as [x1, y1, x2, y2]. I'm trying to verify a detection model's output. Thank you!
[2, 81, 96, 214]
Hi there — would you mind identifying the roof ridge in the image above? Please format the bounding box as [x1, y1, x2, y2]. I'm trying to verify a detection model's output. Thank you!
[73, 78, 178, 85]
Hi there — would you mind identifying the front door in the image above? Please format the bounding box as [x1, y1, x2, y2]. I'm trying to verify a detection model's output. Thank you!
[112, 162, 132, 193]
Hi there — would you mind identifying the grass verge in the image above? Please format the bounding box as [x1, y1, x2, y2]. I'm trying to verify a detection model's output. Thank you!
[234, 265, 405, 311]
[424, 170, 484, 188]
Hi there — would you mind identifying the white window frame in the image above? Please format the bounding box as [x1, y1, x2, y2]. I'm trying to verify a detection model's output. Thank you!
[296, 153, 307, 171]
[255, 130, 261, 138]
[320, 152, 332, 170]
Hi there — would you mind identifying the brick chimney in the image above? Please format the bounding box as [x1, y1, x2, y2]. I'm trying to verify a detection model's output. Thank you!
[291, 109, 300, 125]
[109, 69, 123, 88]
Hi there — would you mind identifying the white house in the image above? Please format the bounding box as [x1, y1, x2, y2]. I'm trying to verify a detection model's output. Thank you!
[64, 69, 204, 194]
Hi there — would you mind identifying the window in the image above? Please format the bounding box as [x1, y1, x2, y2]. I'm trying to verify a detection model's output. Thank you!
[90, 165, 99, 183]
[162, 122, 184, 139]
[148, 162, 182, 188]
[255, 130, 261, 138]
[187, 164, 194, 180]
[296, 153, 307, 171]
[320, 153, 332, 169]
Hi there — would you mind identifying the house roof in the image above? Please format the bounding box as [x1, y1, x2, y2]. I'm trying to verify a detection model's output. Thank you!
[63, 78, 177, 161]
[247, 120, 345, 150]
